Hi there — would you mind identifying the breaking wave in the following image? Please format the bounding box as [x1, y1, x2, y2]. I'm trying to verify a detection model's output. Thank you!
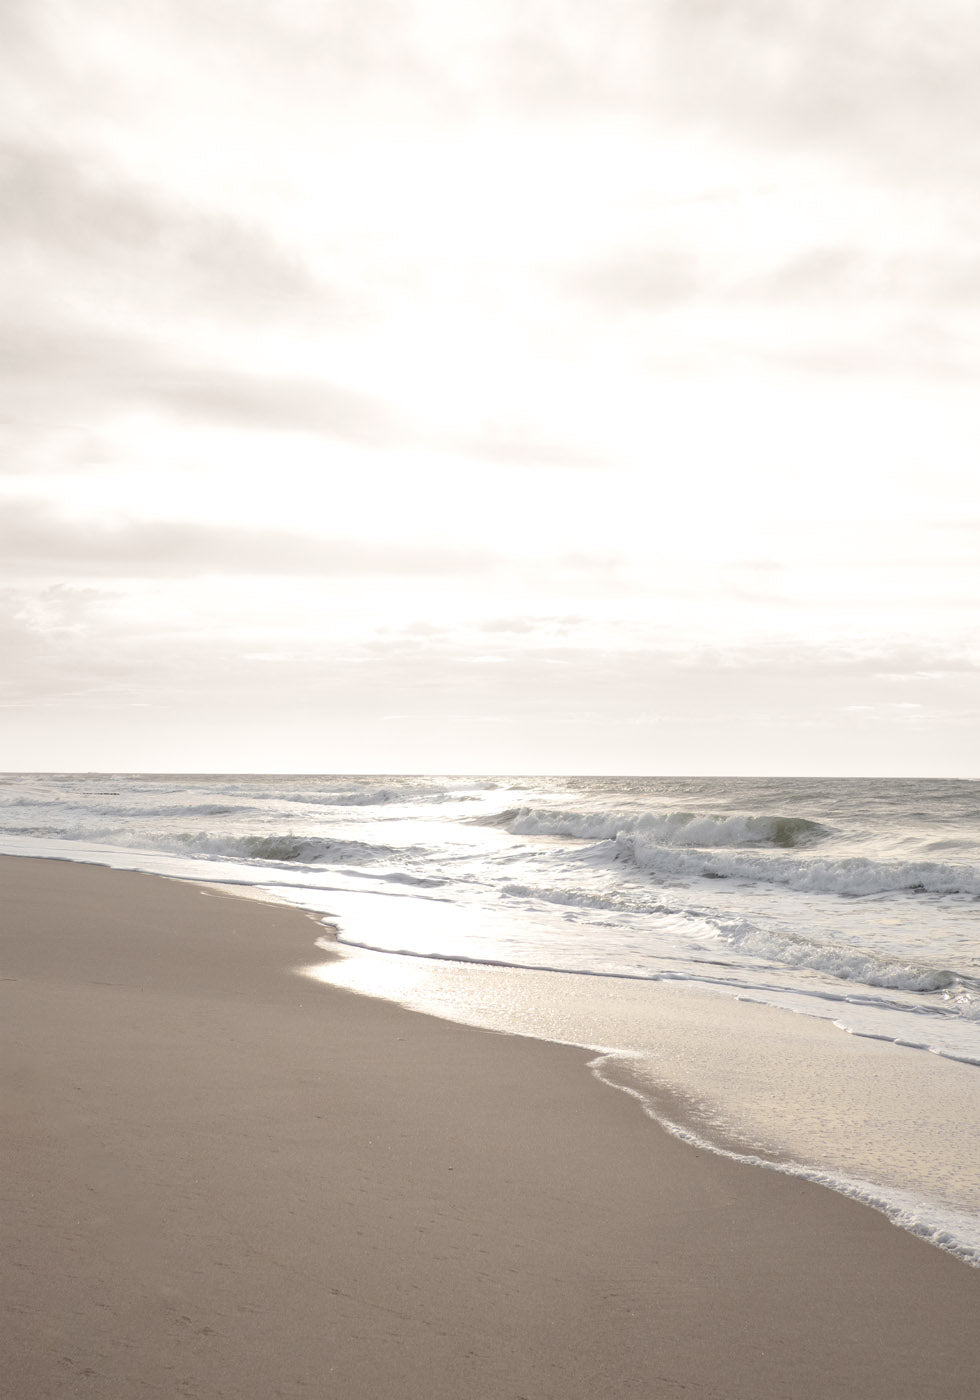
[716, 918, 967, 994]
[0, 822, 407, 868]
[175, 831, 404, 865]
[485, 805, 831, 849]
[483, 806, 980, 898]
[502, 879, 975, 1001]
[617, 835, 980, 898]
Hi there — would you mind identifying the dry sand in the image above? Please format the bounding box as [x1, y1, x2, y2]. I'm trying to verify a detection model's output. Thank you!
[3, 853, 979, 1399]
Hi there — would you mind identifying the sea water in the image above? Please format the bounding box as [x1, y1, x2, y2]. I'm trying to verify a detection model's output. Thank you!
[2, 773, 978, 1262]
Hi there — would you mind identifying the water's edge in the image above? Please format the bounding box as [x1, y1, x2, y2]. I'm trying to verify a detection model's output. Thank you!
[299, 932, 980, 1270]
[6, 846, 980, 1269]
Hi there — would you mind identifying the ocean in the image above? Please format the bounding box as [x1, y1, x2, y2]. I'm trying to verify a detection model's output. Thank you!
[2, 771, 978, 1264]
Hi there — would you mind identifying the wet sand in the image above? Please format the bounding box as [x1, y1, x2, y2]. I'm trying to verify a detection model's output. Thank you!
[3, 854, 980, 1399]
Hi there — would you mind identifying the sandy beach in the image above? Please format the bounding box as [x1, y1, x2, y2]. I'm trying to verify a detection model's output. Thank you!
[3, 854, 980, 1399]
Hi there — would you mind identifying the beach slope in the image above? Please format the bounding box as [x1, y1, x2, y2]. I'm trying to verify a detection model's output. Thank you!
[3, 855, 979, 1399]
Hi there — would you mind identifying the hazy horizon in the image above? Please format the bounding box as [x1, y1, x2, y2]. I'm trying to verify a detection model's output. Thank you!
[3, 3, 977, 778]
[1, 768, 974, 783]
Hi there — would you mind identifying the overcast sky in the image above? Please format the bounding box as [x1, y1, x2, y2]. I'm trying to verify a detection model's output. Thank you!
[2, 0, 978, 775]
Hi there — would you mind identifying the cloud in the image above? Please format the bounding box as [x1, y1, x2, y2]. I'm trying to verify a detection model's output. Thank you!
[3, 586, 975, 777]
[571, 239, 980, 314]
[748, 247, 980, 311]
[0, 500, 498, 579]
[0, 317, 607, 471]
[563, 235, 980, 381]
[567, 250, 700, 311]
[0, 319, 409, 445]
[0, 134, 410, 451]
[156, 368, 405, 442]
[0, 584, 131, 711]
[644, 2, 980, 180]
[450, 422, 605, 470]
[0, 139, 335, 325]
[10, 2, 980, 181]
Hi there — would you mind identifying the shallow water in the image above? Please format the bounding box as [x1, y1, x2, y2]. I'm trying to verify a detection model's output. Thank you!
[302, 941, 980, 1265]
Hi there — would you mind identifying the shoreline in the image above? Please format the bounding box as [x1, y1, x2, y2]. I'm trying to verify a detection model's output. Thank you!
[304, 928, 980, 1265]
[4, 853, 980, 1398]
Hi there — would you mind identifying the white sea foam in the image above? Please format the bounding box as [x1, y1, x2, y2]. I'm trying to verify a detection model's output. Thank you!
[500, 880, 677, 915]
[500, 878, 974, 999]
[716, 917, 965, 992]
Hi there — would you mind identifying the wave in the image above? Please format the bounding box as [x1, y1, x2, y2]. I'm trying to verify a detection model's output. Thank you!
[0, 778, 495, 814]
[176, 831, 403, 864]
[618, 835, 980, 898]
[285, 789, 406, 806]
[716, 917, 967, 994]
[338, 868, 447, 889]
[0, 795, 266, 819]
[75, 801, 251, 819]
[282, 786, 481, 807]
[484, 806, 832, 849]
[0, 822, 408, 868]
[501, 880, 683, 918]
[501, 880, 975, 1002]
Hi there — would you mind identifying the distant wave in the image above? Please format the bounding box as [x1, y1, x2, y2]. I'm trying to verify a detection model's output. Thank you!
[0, 823, 408, 868]
[116, 802, 253, 819]
[1, 779, 495, 812]
[484, 805, 832, 849]
[0, 796, 66, 808]
[617, 835, 980, 898]
[283, 785, 481, 807]
[0, 796, 256, 819]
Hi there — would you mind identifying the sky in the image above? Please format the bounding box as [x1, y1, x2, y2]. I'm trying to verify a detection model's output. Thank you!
[2, 0, 978, 776]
